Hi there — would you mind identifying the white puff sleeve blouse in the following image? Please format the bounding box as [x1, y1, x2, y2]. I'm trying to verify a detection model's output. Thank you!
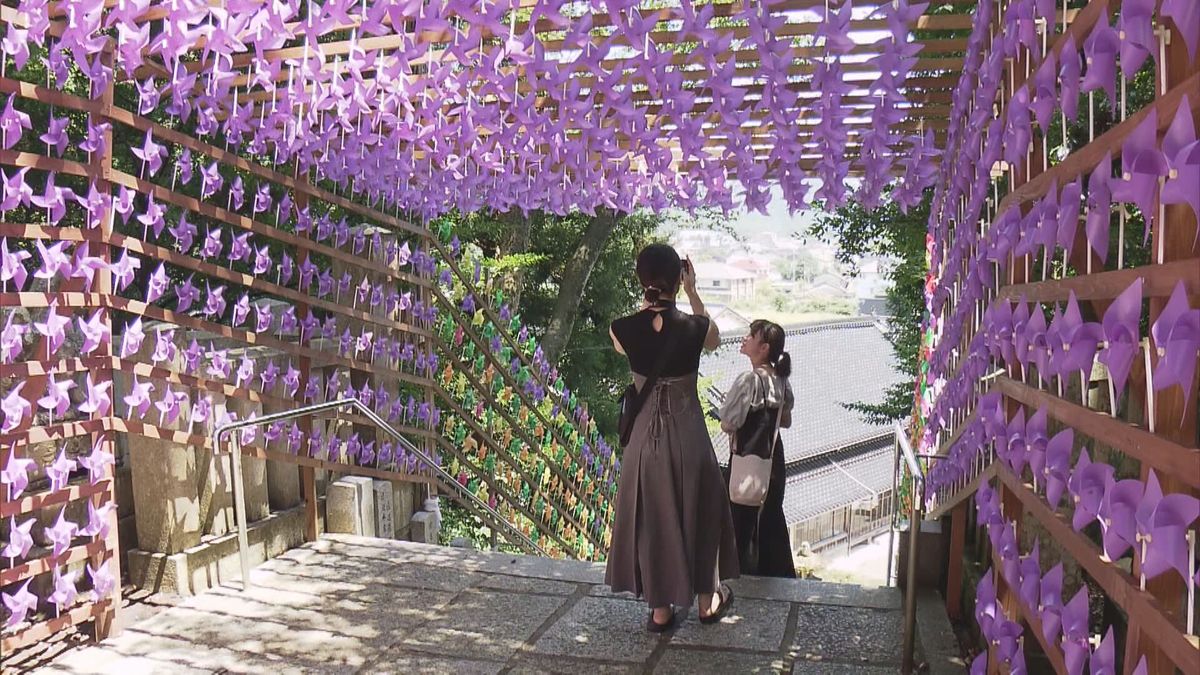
[718, 368, 794, 434]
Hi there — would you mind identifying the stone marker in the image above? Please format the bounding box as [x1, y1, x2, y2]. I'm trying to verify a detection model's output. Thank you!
[327, 477, 376, 537]
[373, 480, 395, 539]
[410, 510, 440, 544]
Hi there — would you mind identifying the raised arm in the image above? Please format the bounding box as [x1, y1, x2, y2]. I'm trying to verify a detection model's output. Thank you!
[681, 257, 720, 351]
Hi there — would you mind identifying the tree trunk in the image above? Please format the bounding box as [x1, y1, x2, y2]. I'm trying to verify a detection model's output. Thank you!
[541, 209, 623, 364]
[506, 210, 536, 308]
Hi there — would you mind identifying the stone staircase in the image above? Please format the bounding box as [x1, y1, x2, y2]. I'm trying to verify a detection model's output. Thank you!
[34, 535, 961, 674]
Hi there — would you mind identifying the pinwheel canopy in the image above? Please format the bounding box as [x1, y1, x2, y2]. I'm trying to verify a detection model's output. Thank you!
[0, 0, 965, 217]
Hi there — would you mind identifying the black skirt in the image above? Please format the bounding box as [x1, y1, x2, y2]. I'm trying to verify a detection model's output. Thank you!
[726, 406, 796, 579]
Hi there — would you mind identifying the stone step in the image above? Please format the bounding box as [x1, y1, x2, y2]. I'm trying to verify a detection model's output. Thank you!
[40, 535, 960, 674]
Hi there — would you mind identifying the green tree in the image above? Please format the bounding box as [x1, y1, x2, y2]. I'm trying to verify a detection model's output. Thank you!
[807, 189, 931, 424]
[451, 210, 662, 436]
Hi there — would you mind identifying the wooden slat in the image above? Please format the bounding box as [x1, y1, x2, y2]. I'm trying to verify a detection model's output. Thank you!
[995, 72, 1200, 215]
[987, 540, 1070, 674]
[995, 465, 1199, 674]
[0, 599, 113, 654]
[996, 258, 1200, 303]
[995, 376, 1200, 490]
[925, 462, 998, 520]
[0, 540, 107, 586]
[0, 225, 431, 340]
[0, 480, 112, 519]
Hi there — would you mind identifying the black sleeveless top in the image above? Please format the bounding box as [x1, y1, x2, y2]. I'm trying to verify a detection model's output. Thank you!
[610, 303, 710, 378]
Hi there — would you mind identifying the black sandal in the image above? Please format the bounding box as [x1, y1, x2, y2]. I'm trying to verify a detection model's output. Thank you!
[699, 584, 734, 624]
[646, 606, 679, 633]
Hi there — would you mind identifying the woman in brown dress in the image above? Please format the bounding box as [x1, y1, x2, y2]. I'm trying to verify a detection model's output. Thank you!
[605, 244, 739, 632]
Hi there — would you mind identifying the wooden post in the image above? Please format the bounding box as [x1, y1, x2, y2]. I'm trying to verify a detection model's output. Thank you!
[90, 45, 122, 642]
[1123, 14, 1200, 675]
[946, 500, 968, 621]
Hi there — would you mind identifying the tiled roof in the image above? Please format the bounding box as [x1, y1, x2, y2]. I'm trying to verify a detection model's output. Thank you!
[701, 318, 906, 465]
[780, 438, 896, 525]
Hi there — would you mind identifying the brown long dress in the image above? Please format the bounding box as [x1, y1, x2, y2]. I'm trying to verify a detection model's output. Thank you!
[605, 304, 740, 608]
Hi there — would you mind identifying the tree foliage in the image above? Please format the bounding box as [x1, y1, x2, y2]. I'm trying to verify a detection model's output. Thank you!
[451, 210, 662, 436]
[807, 190, 932, 424]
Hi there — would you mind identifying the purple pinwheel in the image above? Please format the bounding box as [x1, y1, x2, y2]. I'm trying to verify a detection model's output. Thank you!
[88, 560, 115, 602]
[145, 263, 169, 305]
[283, 363, 301, 398]
[132, 129, 166, 177]
[182, 340, 203, 375]
[232, 294, 251, 327]
[49, 569, 78, 613]
[1135, 469, 1200, 583]
[1112, 109, 1168, 240]
[1085, 153, 1113, 263]
[38, 375, 76, 420]
[72, 243, 108, 292]
[1056, 179, 1083, 257]
[259, 361, 280, 391]
[46, 506, 77, 559]
[1090, 627, 1116, 675]
[151, 327, 177, 364]
[120, 317, 145, 359]
[1, 94, 32, 150]
[113, 186, 134, 224]
[200, 227, 223, 260]
[3, 580, 37, 628]
[39, 114, 70, 157]
[1081, 21, 1118, 104]
[137, 195, 167, 240]
[1053, 292, 1103, 382]
[1161, 96, 1200, 245]
[1044, 430, 1074, 511]
[229, 232, 251, 263]
[1098, 278, 1143, 401]
[1117, 0, 1156, 79]
[34, 302, 70, 358]
[1, 445, 35, 499]
[74, 308, 108, 357]
[78, 497, 114, 538]
[253, 184, 272, 215]
[230, 176, 245, 211]
[1069, 449, 1114, 531]
[78, 439, 114, 484]
[206, 347, 231, 381]
[0, 389, 29, 440]
[111, 250, 141, 292]
[169, 213, 197, 253]
[1151, 281, 1200, 407]
[201, 162, 223, 200]
[1031, 53, 1057, 131]
[34, 240, 73, 284]
[2, 516, 34, 560]
[255, 303, 274, 334]
[1163, 0, 1200, 63]
[1060, 587, 1090, 675]
[1039, 563, 1065, 645]
[158, 387, 190, 426]
[30, 172, 75, 224]
[0, 237, 31, 292]
[1023, 407, 1048, 487]
[176, 275, 200, 313]
[235, 356, 255, 389]
[123, 375, 154, 419]
[1098, 474, 1143, 561]
[1, 169, 32, 215]
[253, 244, 271, 276]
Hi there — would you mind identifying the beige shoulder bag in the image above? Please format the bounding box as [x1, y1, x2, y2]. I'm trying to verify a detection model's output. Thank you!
[728, 373, 785, 507]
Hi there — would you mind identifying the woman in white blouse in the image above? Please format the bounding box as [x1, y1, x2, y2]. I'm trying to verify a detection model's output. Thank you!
[718, 320, 797, 578]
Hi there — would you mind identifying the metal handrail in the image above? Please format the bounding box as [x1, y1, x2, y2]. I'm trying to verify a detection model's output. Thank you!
[886, 421, 926, 674]
[214, 398, 549, 588]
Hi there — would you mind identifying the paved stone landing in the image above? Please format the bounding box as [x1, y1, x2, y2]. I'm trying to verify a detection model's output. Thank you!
[37, 535, 907, 674]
